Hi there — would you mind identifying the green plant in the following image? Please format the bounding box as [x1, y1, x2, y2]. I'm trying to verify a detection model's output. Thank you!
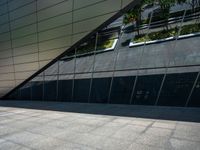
[157, 0, 187, 30]
[76, 39, 115, 54]
[133, 23, 200, 43]
[123, 0, 154, 35]
[134, 28, 178, 43]
[97, 39, 115, 50]
[180, 23, 200, 35]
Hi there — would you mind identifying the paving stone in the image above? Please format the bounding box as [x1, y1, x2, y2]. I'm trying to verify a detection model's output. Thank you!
[173, 124, 200, 142]
[176, 123, 200, 133]
[135, 134, 172, 149]
[0, 139, 6, 144]
[72, 117, 108, 127]
[170, 138, 200, 150]
[25, 117, 52, 124]
[129, 119, 153, 127]
[0, 141, 31, 150]
[9, 121, 39, 129]
[123, 124, 147, 133]
[68, 123, 97, 133]
[54, 142, 99, 150]
[152, 121, 176, 129]
[145, 127, 173, 137]
[45, 120, 74, 129]
[90, 125, 122, 137]
[127, 142, 166, 150]
[54, 130, 83, 142]
[99, 138, 132, 150]
[7, 114, 31, 120]
[0, 118, 16, 125]
[41, 113, 66, 119]
[112, 128, 140, 142]
[0, 125, 21, 137]
[4, 131, 45, 146]
[72, 133, 132, 150]
[28, 137, 66, 150]
[26, 125, 65, 137]
[0, 102, 200, 150]
[173, 130, 200, 142]
[112, 118, 132, 124]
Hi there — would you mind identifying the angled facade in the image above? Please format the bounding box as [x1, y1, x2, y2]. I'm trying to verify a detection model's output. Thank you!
[0, 0, 133, 97]
[1, 0, 200, 107]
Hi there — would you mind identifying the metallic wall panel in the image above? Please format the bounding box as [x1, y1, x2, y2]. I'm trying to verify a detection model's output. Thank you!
[0, 0, 132, 97]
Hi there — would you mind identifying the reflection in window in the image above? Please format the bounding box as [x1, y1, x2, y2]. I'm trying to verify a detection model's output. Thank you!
[110, 76, 135, 104]
[73, 79, 90, 103]
[76, 35, 95, 55]
[44, 76, 57, 101]
[90, 78, 111, 103]
[20, 83, 31, 100]
[158, 72, 197, 107]
[132, 75, 163, 105]
[97, 28, 119, 51]
[188, 75, 200, 107]
[31, 76, 44, 101]
[58, 79, 73, 102]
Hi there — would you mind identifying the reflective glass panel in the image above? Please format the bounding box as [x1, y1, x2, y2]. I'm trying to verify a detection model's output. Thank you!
[110, 76, 135, 104]
[132, 74, 163, 105]
[158, 72, 197, 106]
[90, 77, 111, 103]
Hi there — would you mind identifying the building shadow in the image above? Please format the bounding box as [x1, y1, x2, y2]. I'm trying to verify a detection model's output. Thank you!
[0, 100, 200, 123]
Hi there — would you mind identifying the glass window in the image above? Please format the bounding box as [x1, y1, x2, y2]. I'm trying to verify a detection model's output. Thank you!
[73, 79, 90, 103]
[45, 62, 58, 76]
[8, 89, 20, 100]
[58, 79, 73, 102]
[188, 75, 200, 107]
[31, 76, 43, 101]
[59, 49, 75, 75]
[76, 35, 95, 55]
[20, 83, 31, 100]
[132, 74, 163, 105]
[110, 76, 135, 104]
[90, 77, 111, 103]
[44, 76, 57, 101]
[158, 72, 197, 106]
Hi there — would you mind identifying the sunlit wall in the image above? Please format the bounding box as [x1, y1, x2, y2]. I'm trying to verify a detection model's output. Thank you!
[0, 0, 133, 97]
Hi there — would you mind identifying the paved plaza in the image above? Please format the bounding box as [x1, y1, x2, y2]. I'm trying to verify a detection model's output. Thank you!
[0, 101, 200, 150]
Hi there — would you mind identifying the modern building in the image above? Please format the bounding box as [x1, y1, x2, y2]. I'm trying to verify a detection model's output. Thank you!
[0, 0, 200, 107]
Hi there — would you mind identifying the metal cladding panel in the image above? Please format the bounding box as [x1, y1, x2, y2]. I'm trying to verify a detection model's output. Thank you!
[0, 0, 133, 97]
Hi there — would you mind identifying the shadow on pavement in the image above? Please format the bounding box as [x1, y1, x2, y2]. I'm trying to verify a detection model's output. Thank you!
[0, 100, 200, 123]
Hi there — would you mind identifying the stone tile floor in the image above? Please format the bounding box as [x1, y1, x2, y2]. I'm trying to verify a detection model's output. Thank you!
[0, 101, 200, 150]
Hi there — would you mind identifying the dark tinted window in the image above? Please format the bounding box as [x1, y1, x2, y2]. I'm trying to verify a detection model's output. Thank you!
[132, 75, 163, 105]
[58, 80, 73, 102]
[8, 89, 20, 100]
[158, 73, 197, 107]
[90, 77, 111, 103]
[32, 81, 43, 101]
[20, 85, 31, 100]
[44, 80, 57, 101]
[73, 79, 90, 103]
[110, 76, 135, 104]
[188, 75, 200, 107]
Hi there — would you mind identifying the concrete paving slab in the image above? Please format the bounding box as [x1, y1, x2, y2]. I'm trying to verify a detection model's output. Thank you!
[0, 101, 200, 150]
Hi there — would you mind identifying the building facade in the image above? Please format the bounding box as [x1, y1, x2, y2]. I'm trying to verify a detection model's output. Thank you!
[0, 0, 133, 97]
[1, 0, 200, 107]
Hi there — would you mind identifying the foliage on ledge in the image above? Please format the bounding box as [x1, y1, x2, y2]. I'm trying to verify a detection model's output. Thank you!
[133, 23, 200, 43]
[76, 39, 115, 55]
